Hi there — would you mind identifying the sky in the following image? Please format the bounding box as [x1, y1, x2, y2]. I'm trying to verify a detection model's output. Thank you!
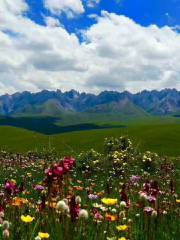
[0, 0, 180, 94]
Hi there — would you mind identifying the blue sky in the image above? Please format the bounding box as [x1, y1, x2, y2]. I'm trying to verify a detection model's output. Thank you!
[26, 0, 180, 33]
[0, 0, 180, 94]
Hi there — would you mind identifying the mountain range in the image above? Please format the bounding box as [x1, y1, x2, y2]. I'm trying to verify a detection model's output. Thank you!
[0, 88, 180, 116]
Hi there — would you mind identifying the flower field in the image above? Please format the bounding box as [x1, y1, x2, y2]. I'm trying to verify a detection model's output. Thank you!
[0, 137, 179, 240]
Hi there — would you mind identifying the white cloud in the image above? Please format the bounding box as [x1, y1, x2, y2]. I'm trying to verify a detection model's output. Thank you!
[87, 0, 100, 8]
[44, 16, 61, 28]
[44, 0, 84, 17]
[82, 11, 180, 92]
[0, 5, 180, 94]
[0, 0, 28, 15]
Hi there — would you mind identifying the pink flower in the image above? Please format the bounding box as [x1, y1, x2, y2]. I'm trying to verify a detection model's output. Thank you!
[94, 212, 103, 220]
[130, 175, 141, 185]
[4, 180, 19, 195]
[144, 206, 154, 215]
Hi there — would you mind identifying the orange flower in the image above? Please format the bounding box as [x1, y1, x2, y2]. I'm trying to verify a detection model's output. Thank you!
[49, 201, 57, 209]
[12, 198, 28, 207]
[73, 186, 83, 191]
[97, 191, 104, 197]
[105, 213, 118, 222]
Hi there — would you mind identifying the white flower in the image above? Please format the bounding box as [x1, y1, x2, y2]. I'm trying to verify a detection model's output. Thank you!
[56, 200, 69, 213]
[2, 221, 10, 230]
[35, 236, 41, 240]
[152, 210, 157, 217]
[120, 201, 127, 209]
[111, 208, 117, 213]
[75, 196, 81, 204]
[79, 209, 89, 219]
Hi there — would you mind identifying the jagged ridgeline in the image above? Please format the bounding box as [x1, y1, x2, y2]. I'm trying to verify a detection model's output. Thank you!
[0, 88, 180, 116]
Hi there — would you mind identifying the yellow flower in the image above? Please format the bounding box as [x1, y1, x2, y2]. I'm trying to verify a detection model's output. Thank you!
[11, 179, 17, 184]
[116, 225, 128, 231]
[176, 199, 180, 203]
[38, 232, 50, 238]
[101, 198, 118, 206]
[118, 238, 128, 240]
[21, 215, 34, 223]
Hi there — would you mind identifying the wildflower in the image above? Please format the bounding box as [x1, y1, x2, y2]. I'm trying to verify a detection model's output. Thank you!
[4, 180, 19, 195]
[0, 211, 4, 218]
[56, 200, 69, 213]
[147, 195, 156, 204]
[163, 210, 167, 215]
[151, 210, 157, 217]
[120, 201, 127, 209]
[105, 213, 118, 222]
[74, 185, 84, 191]
[116, 225, 128, 231]
[35, 237, 41, 240]
[56, 200, 66, 209]
[79, 209, 89, 219]
[75, 196, 81, 204]
[176, 199, 180, 203]
[130, 175, 141, 185]
[111, 208, 117, 213]
[21, 215, 34, 223]
[101, 198, 118, 206]
[119, 210, 126, 218]
[94, 212, 103, 221]
[12, 197, 28, 207]
[3, 229, 10, 238]
[88, 194, 98, 200]
[144, 207, 154, 214]
[34, 185, 45, 192]
[118, 238, 128, 240]
[2, 221, 10, 230]
[70, 196, 80, 221]
[38, 232, 50, 239]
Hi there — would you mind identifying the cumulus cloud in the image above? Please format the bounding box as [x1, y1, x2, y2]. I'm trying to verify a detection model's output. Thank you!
[0, 0, 28, 15]
[82, 11, 180, 92]
[44, 0, 84, 18]
[0, 3, 180, 94]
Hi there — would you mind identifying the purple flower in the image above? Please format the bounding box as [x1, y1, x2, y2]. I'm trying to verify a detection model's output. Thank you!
[147, 195, 156, 204]
[144, 206, 154, 214]
[34, 185, 45, 192]
[130, 175, 141, 185]
[88, 194, 98, 200]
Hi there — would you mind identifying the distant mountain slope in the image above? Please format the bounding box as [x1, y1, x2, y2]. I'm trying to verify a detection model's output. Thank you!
[0, 88, 180, 116]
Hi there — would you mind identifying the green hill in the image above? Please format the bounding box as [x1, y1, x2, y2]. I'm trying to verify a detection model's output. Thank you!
[0, 116, 180, 156]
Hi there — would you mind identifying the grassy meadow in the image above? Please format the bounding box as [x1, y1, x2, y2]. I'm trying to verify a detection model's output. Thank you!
[0, 116, 180, 156]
